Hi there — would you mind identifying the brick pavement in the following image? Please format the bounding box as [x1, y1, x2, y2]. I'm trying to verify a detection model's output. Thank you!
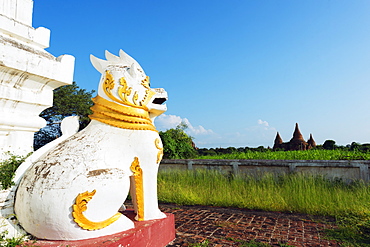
[159, 203, 340, 247]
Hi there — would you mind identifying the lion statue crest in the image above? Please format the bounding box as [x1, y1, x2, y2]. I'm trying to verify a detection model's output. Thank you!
[14, 50, 168, 240]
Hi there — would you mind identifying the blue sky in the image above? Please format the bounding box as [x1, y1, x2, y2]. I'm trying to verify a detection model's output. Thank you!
[32, 0, 370, 148]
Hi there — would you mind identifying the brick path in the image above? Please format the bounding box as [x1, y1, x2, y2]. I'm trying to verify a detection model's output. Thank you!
[159, 203, 339, 246]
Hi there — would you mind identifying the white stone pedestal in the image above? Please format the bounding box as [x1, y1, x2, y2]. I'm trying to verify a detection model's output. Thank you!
[0, 0, 75, 160]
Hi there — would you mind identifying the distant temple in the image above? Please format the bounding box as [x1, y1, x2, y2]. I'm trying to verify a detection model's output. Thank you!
[273, 123, 316, 151]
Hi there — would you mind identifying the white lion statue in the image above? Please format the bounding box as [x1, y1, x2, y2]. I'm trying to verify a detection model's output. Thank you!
[14, 50, 168, 240]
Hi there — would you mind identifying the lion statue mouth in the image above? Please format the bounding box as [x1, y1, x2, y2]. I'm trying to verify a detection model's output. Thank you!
[152, 96, 167, 105]
[148, 88, 168, 119]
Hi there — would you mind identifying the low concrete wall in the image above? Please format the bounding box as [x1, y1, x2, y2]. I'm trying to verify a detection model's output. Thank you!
[160, 159, 370, 182]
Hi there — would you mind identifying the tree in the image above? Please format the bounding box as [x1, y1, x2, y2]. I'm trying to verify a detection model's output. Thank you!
[34, 82, 95, 150]
[159, 123, 197, 159]
[322, 140, 336, 150]
[350, 142, 360, 151]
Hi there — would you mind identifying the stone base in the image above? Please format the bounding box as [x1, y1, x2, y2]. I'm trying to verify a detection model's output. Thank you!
[23, 211, 175, 247]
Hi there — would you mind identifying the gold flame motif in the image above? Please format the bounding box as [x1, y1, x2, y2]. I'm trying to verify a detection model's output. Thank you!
[130, 157, 144, 221]
[72, 190, 122, 230]
[155, 138, 164, 164]
[102, 70, 155, 110]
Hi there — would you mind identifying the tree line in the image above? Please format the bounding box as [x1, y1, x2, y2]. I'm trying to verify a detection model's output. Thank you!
[35, 83, 370, 159]
[197, 141, 370, 157]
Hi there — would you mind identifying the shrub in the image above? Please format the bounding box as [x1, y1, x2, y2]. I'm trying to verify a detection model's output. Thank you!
[0, 153, 29, 190]
[159, 123, 197, 159]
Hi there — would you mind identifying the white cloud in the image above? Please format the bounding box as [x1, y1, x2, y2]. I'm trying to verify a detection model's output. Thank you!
[258, 119, 269, 127]
[155, 114, 214, 136]
[232, 119, 277, 148]
[154, 114, 183, 130]
[182, 118, 214, 136]
[155, 115, 278, 148]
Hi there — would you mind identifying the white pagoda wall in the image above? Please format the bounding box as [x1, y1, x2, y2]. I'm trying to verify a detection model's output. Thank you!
[0, 0, 75, 239]
[0, 0, 75, 160]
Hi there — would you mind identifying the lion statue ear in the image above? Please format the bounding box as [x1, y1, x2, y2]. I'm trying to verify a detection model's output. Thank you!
[119, 49, 136, 65]
[90, 54, 108, 73]
[105, 50, 120, 62]
[90, 50, 134, 73]
[90, 50, 145, 76]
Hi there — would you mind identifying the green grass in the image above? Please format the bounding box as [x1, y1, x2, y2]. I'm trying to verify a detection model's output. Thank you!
[158, 169, 370, 216]
[0, 153, 34, 247]
[197, 149, 370, 160]
[324, 212, 370, 246]
[0, 230, 28, 247]
[158, 169, 370, 246]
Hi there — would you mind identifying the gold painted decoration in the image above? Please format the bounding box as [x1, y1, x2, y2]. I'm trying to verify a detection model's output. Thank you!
[89, 96, 157, 132]
[133, 92, 139, 106]
[141, 76, 150, 89]
[155, 138, 164, 164]
[72, 190, 122, 230]
[103, 70, 120, 104]
[118, 77, 138, 109]
[102, 71, 156, 110]
[141, 89, 156, 107]
[140, 76, 156, 106]
[130, 157, 144, 221]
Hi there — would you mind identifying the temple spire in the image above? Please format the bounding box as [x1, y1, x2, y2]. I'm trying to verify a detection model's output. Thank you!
[274, 132, 283, 144]
[273, 123, 314, 151]
[307, 133, 316, 148]
[273, 132, 283, 149]
[291, 123, 304, 141]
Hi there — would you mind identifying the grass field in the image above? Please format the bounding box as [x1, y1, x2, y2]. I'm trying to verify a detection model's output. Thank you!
[158, 169, 370, 246]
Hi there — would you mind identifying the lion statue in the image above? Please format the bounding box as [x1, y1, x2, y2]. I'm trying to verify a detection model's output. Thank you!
[14, 50, 168, 240]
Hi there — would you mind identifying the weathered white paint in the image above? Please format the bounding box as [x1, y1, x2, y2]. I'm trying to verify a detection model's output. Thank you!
[14, 50, 168, 240]
[0, 116, 80, 239]
[0, 0, 75, 159]
[13, 116, 80, 185]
